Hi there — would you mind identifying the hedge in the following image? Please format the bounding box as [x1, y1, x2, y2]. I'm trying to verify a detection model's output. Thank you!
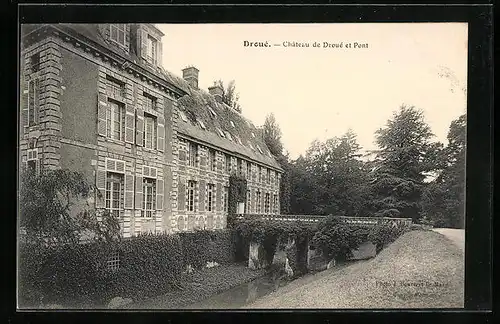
[18, 229, 235, 308]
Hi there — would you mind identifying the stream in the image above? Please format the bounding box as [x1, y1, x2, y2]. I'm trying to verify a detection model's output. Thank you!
[184, 260, 358, 309]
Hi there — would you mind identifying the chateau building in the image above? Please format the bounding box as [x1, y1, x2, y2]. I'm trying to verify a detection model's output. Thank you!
[19, 23, 283, 238]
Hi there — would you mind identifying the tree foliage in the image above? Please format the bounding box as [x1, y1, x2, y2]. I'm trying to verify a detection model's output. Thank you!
[215, 79, 242, 113]
[370, 105, 443, 222]
[421, 114, 466, 228]
[19, 168, 120, 247]
[263, 113, 283, 157]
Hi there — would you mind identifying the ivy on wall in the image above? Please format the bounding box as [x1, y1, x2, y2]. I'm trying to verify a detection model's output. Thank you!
[227, 175, 247, 229]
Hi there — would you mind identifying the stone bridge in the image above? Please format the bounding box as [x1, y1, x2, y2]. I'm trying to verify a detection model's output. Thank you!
[237, 214, 412, 275]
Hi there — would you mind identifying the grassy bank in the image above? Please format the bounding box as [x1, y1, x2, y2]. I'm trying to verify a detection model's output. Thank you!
[245, 230, 464, 309]
[125, 262, 266, 309]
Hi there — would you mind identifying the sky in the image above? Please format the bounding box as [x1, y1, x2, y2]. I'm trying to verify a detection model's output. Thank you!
[158, 23, 468, 160]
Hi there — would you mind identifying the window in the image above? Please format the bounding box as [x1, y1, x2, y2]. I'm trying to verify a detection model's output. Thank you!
[146, 35, 158, 65]
[110, 24, 126, 46]
[245, 190, 251, 214]
[207, 184, 215, 212]
[143, 113, 157, 149]
[179, 111, 188, 122]
[265, 193, 270, 214]
[267, 169, 271, 184]
[31, 53, 40, 73]
[106, 172, 123, 218]
[189, 143, 198, 167]
[107, 250, 120, 272]
[256, 191, 261, 214]
[225, 154, 231, 173]
[26, 149, 39, 175]
[273, 194, 278, 214]
[223, 186, 229, 213]
[258, 166, 262, 182]
[142, 177, 156, 218]
[106, 77, 125, 98]
[106, 100, 124, 140]
[237, 159, 243, 176]
[216, 128, 225, 138]
[143, 93, 157, 111]
[230, 120, 235, 128]
[198, 119, 206, 130]
[208, 149, 216, 171]
[246, 163, 252, 180]
[188, 180, 196, 212]
[28, 78, 39, 127]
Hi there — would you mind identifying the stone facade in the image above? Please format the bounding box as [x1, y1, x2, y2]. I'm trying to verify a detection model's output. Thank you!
[19, 23, 283, 238]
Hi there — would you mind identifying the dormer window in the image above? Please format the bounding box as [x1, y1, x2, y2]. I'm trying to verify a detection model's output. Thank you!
[146, 35, 158, 65]
[110, 24, 126, 47]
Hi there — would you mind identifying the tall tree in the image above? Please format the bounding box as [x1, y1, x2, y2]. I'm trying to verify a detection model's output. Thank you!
[371, 105, 442, 222]
[263, 113, 284, 156]
[215, 80, 242, 113]
[289, 130, 370, 216]
[421, 114, 466, 228]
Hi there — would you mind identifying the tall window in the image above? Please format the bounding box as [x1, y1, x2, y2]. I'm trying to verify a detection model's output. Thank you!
[223, 186, 229, 212]
[146, 35, 158, 65]
[187, 180, 196, 212]
[31, 53, 40, 73]
[28, 78, 40, 127]
[143, 113, 157, 149]
[110, 24, 126, 46]
[225, 154, 231, 173]
[142, 178, 156, 218]
[267, 169, 271, 184]
[256, 191, 261, 214]
[245, 190, 251, 214]
[265, 193, 270, 214]
[189, 143, 198, 167]
[247, 163, 252, 180]
[26, 149, 39, 175]
[237, 159, 243, 176]
[106, 173, 123, 218]
[207, 184, 215, 212]
[143, 93, 157, 111]
[208, 149, 216, 171]
[106, 100, 124, 141]
[273, 194, 278, 214]
[258, 166, 262, 182]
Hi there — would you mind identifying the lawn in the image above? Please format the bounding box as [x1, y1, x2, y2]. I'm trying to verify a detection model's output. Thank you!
[244, 230, 464, 309]
[124, 262, 266, 309]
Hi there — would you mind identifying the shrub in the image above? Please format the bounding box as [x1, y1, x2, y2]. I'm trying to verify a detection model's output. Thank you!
[18, 233, 184, 308]
[179, 229, 235, 268]
[367, 223, 411, 253]
[310, 216, 370, 261]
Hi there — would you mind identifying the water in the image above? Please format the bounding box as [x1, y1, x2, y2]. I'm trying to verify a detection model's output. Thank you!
[184, 272, 289, 309]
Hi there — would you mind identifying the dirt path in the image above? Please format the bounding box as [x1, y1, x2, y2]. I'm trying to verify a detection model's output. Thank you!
[432, 228, 465, 253]
[244, 230, 464, 309]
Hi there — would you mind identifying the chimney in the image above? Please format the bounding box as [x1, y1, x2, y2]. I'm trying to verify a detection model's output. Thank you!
[182, 66, 199, 89]
[208, 83, 224, 103]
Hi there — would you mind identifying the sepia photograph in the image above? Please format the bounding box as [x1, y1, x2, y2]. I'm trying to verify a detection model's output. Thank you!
[18, 22, 468, 310]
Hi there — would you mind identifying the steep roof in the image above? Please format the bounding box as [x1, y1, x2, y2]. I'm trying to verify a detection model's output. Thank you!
[22, 23, 283, 171]
[177, 88, 283, 171]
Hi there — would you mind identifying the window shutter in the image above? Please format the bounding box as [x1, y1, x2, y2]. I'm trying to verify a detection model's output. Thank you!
[124, 173, 134, 209]
[136, 107, 144, 146]
[125, 103, 135, 144]
[135, 173, 143, 212]
[199, 180, 206, 212]
[34, 78, 40, 124]
[156, 179, 164, 210]
[178, 178, 185, 211]
[158, 41, 163, 67]
[157, 116, 165, 152]
[21, 83, 29, 134]
[216, 183, 222, 212]
[140, 29, 148, 59]
[97, 92, 108, 136]
[95, 169, 106, 208]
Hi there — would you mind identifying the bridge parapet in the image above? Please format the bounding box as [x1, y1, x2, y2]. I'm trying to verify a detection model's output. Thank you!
[237, 214, 412, 227]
